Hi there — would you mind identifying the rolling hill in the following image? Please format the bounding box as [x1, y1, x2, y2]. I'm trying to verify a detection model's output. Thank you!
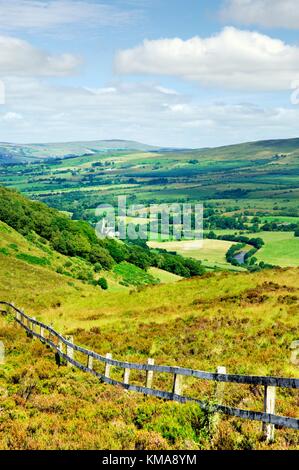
[0, 140, 158, 164]
[0, 181, 298, 450]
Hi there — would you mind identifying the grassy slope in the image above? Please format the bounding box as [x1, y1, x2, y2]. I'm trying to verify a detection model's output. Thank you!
[148, 267, 182, 283]
[0, 221, 94, 277]
[0, 220, 167, 292]
[0, 247, 298, 449]
[0, 319, 211, 450]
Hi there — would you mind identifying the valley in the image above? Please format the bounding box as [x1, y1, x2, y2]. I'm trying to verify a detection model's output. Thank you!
[0, 137, 298, 450]
[1, 137, 299, 271]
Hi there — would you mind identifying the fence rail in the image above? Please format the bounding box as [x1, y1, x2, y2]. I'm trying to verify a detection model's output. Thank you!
[0, 301, 298, 440]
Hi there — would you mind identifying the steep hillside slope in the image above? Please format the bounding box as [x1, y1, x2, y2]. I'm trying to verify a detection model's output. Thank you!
[0, 260, 298, 449]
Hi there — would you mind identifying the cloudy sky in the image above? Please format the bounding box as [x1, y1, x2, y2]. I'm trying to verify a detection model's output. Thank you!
[0, 0, 299, 147]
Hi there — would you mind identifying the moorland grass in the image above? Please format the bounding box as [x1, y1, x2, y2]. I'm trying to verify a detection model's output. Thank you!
[0, 249, 298, 449]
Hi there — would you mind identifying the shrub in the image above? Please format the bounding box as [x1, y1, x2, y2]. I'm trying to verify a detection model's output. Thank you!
[94, 263, 102, 273]
[98, 277, 108, 290]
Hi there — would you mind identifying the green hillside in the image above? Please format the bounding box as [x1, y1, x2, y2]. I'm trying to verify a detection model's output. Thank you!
[0, 144, 298, 450]
[0, 186, 205, 287]
[0, 140, 157, 164]
[0, 248, 298, 449]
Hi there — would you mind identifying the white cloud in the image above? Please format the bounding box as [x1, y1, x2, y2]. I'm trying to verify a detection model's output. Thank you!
[115, 27, 299, 91]
[0, 0, 137, 32]
[84, 87, 117, 95]
[1, 112, 23, 122]
[0, 35, 80, 76]
[221, 0, 299, 29]
[167, 104, 192, 113]
[155, 86, 179, 95]
[1, 77, 299, 147]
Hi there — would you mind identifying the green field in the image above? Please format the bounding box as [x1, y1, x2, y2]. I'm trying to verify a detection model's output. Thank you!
[148, 239, 247, 271]
[246, 232, 299, 267]
[208, 230, 299, 268]
[261, 216, 299, 224]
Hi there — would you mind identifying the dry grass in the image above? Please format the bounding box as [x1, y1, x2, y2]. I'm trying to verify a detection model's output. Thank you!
[0, 248, 298, 449]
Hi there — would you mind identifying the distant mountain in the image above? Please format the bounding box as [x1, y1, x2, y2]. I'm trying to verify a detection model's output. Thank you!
[1, 136, 299, 165]
[155, 137, 299, 164]
[0, 140, 158, 164]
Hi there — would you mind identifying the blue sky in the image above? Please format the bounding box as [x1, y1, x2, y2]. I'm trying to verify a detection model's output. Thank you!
[0, 0, 299, 147]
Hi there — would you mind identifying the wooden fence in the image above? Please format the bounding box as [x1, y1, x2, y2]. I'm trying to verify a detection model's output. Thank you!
[1, 301, 298, 442]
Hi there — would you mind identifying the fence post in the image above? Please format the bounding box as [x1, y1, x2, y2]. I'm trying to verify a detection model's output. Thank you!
[31, 317, 36, 338]
[40, 325, 45, 342]
[215, 366, 226, 402]
[104, 353, 112, 378]
[66, 336, 74, 367]
[212, 366, 227, 429]
[124, 367, 130, 385]
[146, 358, 154, 388]
[58, 339, 64, 353]
[263, 386, 276, 443]
[87, 355, 93, 370]
[0, 341, 4, 365]
[26, 316, 33, 338]
[172, 373, 183, 396]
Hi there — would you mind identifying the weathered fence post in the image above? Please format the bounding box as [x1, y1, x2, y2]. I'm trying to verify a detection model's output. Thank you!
[31, 317, 36, 338]
[216, 366, 227, 403]
[58, 339, 64, 353]
[104, 353, 112, 378]
[290, 341, 299, 366]
[0, 341, 4, 365]
[212, 366, 227, 429]
[26, 316, 33, 338]
[66, 336, 74, 367]
[263, 386, 276, 443]
[172, 373, 183, 396]
[123, 367, 130, 385]
[146, 358, 155, 388]
[87, 355, 93, 370]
